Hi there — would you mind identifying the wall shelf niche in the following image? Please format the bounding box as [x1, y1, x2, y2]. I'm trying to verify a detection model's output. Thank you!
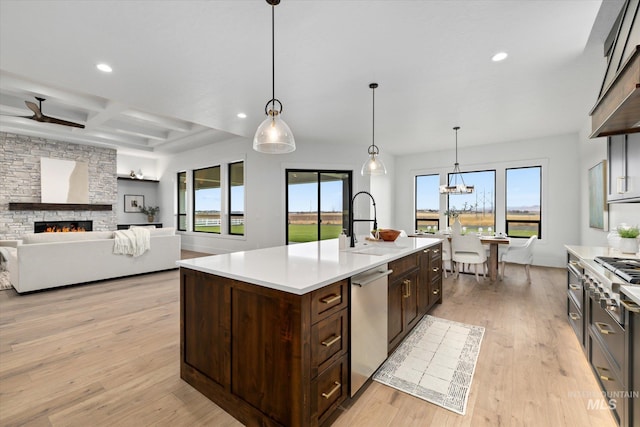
[117, 176, 159, 183]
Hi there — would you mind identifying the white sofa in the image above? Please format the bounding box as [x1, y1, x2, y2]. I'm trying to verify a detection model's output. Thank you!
[0, 228, 181, 293]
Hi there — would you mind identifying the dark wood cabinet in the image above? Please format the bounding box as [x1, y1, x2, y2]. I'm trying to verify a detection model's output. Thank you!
[387, 254, 420, 353]
[608, 133, 640, 203]
[388, 243, 443, 354]
[180, 268, 348, 427]
[180, 242, 442, 426]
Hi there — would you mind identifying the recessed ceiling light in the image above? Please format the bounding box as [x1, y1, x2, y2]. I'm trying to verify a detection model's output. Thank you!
[237, 113, 247, 119]
[491, 52, 508, 62]
[96, 63, 113, 73]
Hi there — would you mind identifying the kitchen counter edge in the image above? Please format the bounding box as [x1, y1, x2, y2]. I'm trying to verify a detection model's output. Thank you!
[176, 236, 442, 295]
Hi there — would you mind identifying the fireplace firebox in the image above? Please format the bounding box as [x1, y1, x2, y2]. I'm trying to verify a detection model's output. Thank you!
[34, 220, 93, 233]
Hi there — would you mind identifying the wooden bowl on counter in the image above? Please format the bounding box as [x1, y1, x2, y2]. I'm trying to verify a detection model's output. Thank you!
[377, 229, 401, 241]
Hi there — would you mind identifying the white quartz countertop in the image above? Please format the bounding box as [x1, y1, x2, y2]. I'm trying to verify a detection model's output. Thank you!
[565, 245, 640, 261]
[176, 236, 441, 295]
[621, 286, 640, 306]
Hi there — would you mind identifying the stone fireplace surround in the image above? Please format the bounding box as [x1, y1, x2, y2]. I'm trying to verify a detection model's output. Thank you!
[1, 132, 118, 239]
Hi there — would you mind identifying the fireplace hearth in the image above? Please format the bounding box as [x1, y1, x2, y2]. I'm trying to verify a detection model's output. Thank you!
[34, 220, 93, 233]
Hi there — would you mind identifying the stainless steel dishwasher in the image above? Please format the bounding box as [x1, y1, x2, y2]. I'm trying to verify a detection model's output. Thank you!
[350, 264, 392, 396]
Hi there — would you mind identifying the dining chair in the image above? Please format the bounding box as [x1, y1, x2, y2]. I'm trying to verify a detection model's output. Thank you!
[434, 232, 454, 277]
[451, 234, 487, 282]
[500, 235, 537, 283]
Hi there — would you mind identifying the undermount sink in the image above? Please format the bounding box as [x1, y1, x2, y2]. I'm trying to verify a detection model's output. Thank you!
[347, 244, 407, 256]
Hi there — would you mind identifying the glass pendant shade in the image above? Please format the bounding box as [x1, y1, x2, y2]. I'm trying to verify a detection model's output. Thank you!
[254, 0, 295, 154]
[253, 110, 295, 154]
[361, 152, 387, 175]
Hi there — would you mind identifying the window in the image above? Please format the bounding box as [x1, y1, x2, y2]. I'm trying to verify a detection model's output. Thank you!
[447, 170, 495, 233]
[177, 171, 187, 231]
[415, 174, 440, 231]
[286, 170, 351, 243]
[228, 161, 245, 235]
[505, 166, 541, 238]
[193, 166, 221, 233]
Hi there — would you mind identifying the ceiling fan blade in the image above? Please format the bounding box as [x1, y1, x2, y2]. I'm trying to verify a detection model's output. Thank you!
[25, 101, 42, 118]
[40, 115, 85, 129]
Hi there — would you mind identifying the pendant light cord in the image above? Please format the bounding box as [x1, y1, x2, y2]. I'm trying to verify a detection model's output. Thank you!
[271, 3, 275, 112]
[454, 127, 458, 164]
[368, 83, 379, 155]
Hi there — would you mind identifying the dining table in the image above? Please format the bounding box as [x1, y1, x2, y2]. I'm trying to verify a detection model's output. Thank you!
[410, 233, 510, 281]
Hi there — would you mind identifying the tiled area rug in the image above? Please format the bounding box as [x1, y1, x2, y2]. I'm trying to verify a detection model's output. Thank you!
[373, 315, 484, 415]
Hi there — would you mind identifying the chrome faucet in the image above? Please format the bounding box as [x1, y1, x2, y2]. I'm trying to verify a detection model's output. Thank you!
[349, 191, 378, 248]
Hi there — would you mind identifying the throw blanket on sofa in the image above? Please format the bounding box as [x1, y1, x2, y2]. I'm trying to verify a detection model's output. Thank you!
[113, 228, 151, 257]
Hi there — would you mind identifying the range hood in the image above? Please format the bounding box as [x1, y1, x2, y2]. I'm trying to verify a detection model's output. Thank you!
[590, 0, 639, 138]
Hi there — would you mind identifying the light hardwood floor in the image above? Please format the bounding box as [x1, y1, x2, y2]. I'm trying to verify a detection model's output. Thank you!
[0, 254, 616, 427]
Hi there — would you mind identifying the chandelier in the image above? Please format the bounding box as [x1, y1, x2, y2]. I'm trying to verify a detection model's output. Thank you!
[439, 126, 474, 194]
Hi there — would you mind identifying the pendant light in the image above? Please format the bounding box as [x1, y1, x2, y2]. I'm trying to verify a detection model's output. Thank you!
[253, 0, 295, 154]
[439, 126, 474, 194]
[361, 83, 387, 176]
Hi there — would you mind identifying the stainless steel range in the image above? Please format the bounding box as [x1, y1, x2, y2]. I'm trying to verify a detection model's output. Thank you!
[580, 257, 634, 325]
[595, 256, 640, 284]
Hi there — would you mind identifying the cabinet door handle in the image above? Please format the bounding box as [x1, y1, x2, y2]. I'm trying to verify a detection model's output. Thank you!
[569, 312, 580, 321]
[321, 335, 342, 347]
[432, 288, 440, 295]
[423, 249, 430, 253]
[432, 249, 440, 254]
[595, 366, 614, 382]
[403, 279, 411, 298]
[595, 322, 615, 335]
[321, 381, 341, 399]
[320, 294, 341, 304]
[617, 176, 627, 194]
[569, 284, 581, 291]
[432, 267, 439, 272]
[620, 299, 640, 313]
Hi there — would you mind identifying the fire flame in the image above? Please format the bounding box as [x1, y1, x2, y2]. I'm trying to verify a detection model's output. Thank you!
[44, 226, 86, 233]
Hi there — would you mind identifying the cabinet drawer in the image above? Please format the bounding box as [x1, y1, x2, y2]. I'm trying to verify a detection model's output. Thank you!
[428, 244, 442, 262]
[312, 354, 348, 425]
[567, 295, 583, 347]
[389, 253, 419, 282]
[311, 280, 348, 323]
[589, 337, 625, 425]
[567, 282, 583, 312]
[311, 308, 348, 376]
[590, 299, 624, 374]
[429, 277, 441, 302]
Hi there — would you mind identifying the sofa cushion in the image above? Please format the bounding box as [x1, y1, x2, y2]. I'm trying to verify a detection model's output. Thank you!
[21, 231, 114, 244]
[149, 227, 176, 236]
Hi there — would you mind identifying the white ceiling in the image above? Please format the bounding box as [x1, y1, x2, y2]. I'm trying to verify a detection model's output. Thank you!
[0, 0, 624, 158]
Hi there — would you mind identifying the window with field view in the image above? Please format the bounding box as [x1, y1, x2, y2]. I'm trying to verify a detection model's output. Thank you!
[447, 170, 495, 233]
[415, 174, 440, 231]
[193, 166, 221, 233]
[228, 161, 245, 236]
[286, 170, 351, 243]
[177, 171, 187, 231]
[506, 166, 541, 238]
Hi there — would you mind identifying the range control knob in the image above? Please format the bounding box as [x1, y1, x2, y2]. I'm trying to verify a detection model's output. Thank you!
[600, 298, 616, 310]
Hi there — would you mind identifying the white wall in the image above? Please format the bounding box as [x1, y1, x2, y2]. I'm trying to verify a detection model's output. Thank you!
[117, 154, 158, 180]
[394, 133, 582, 268]
[152, 136, 389, 254]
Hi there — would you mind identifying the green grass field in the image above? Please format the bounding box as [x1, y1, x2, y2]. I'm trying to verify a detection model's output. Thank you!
[288, 224, 342, 243]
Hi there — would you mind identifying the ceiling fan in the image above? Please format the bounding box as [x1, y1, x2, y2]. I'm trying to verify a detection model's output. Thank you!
[17, 97, 85, 129]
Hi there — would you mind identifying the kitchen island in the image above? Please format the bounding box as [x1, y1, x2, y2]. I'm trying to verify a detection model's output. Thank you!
[176, 236, 442, 426]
